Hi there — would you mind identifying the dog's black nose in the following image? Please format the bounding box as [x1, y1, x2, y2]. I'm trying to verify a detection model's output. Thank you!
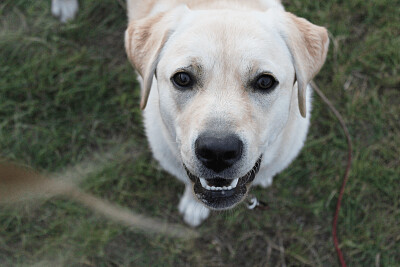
[195, 133, 243, 173]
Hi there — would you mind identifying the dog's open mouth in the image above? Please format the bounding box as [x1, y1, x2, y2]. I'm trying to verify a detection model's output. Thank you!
[184, 155, 262, 210]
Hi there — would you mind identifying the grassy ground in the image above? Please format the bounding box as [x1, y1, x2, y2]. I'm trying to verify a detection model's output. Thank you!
[0, 0, 399, 266]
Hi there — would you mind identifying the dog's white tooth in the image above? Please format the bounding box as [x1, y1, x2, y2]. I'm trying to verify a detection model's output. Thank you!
[222, 186, 227, 190]
[231, 178, 239, 188]
[206, 185, 211, 190]
[227, 186, 232, 190]
[199, 178, 208, 188]
[211, 186, 216, 190]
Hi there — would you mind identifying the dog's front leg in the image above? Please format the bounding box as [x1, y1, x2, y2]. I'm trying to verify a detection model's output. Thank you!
[178, 185, 210, 227]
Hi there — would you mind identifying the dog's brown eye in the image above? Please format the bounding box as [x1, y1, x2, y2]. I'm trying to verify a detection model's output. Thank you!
[172, 72, 194, 88]
[254, 74, 278, 91]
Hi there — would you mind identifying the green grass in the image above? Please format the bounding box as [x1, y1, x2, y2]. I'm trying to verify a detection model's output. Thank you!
[0, 0, 399, 266]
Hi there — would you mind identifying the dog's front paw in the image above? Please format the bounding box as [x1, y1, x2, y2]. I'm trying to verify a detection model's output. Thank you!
[253, 176, 273, 188]
[178, 186, 210, 227]
[51, 0, 79, 23]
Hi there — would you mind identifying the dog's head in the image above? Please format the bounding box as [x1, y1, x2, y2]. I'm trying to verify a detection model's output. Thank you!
[125, 6, 328, 210]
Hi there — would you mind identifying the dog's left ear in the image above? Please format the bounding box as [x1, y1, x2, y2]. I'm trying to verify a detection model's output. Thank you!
[280, 12, 329, 118]
[125, 6, 189, 110]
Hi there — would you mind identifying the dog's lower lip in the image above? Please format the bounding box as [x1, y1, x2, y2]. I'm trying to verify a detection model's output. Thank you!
[184, 155, 262, 209]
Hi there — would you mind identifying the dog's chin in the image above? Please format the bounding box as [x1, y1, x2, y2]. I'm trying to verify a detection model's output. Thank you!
[184, 155, 262, 210]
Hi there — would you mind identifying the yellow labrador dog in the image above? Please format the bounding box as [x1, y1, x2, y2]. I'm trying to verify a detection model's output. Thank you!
[53, 0, 328, 226]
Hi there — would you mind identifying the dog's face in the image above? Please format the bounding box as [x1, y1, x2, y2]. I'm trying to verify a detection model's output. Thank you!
[125, 7, 328, 210]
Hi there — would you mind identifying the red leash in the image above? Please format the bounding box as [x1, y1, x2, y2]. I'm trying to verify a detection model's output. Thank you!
[312, 81, 352, 267]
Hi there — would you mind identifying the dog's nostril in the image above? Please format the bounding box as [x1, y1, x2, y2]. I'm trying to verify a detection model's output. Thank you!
[198, 148, 217, 161]
[224, 150, 240, 160]
[195, 133, 243, 173]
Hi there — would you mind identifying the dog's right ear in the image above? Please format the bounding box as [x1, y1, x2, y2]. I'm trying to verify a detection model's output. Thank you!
[125, 6, 189, 110]
[279, 12, 329, 118]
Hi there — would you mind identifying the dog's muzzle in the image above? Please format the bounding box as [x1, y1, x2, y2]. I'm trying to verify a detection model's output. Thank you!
[184, 155, 262, 210]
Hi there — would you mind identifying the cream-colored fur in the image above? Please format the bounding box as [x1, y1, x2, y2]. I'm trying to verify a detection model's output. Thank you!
[49, 0, 328, 227]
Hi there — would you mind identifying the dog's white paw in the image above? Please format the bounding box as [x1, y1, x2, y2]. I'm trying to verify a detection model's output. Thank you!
[253, 176, 273, 188]
[51, 0, 79, 23]
[178, 186, 210, 227]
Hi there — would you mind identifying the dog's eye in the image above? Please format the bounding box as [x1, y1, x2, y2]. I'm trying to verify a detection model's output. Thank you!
[254, 74, 278, 91]
[171, 72, 194, 88]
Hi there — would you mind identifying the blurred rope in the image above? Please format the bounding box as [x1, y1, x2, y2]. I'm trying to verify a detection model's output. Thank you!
[0, 162, 198, 240]
[312, 81, 352, 267]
